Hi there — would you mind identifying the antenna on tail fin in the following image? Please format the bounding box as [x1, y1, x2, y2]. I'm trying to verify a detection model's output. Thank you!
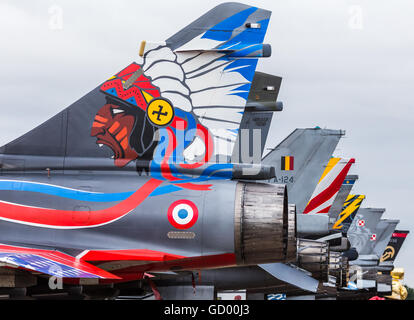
[232, 72, 283, 164]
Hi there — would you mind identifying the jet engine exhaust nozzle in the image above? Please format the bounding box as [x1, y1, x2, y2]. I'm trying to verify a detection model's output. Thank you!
[234, 182, 296, 265]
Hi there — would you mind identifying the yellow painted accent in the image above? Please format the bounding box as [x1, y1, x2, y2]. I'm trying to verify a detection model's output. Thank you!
[142, 91, 154, 104]
[147, 99, 174, 127]
[380, 246, 395, 262]
[332, 194, 366, 230]
[317, 157, 341, 184]
[107, 75, 116, 81]
[139, 41, 147, 57]
[285, 156, 290, 171]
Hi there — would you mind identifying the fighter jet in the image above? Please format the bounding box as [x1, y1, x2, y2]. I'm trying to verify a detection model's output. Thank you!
[378, 230, 409, 272]
[0, 2, 406, 301]
[112, 127, 347, 300]
[332, 194, 366, 233]
[340, 213, 400, 299]
[0, 3, 305, 299]
[346, 208, 386, 291]
[113, 125, 350, 299]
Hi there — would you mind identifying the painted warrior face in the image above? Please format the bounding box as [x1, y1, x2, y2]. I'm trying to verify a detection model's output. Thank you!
[91, 103, 139, 167]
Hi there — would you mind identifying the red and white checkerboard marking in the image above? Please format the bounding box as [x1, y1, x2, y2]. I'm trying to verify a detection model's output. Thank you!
[357, 219, 365, 227]
[370, 234, 377, 241]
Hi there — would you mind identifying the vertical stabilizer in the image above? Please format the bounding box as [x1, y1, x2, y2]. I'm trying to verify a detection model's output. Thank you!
[327, 175, 358, 221]
[303, 158, 355, 215]
[0, 3, 273, 171]
[373, 220, 399, 259]
[232, 72, 282, 163]
[379, 230, 409, 265]
[332, 194, 365, 232]
[262, 128, 344, 213]
[348, 208, 385, 256]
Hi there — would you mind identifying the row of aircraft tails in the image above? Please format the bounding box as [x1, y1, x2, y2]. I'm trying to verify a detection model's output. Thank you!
[0, 2, 409, 300]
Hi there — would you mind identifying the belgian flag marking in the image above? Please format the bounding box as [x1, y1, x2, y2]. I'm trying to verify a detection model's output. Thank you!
[281, 156, 294, 171]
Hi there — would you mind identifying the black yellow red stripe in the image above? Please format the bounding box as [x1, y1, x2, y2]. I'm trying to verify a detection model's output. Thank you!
[281, 156, 294, 171]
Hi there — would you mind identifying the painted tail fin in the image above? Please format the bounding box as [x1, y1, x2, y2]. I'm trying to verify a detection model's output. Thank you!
[232, 72, 283, 163]
[327, 175, 358, 221]
[162, 3, 273, 160]
[347, 208, 385, 256]
[262, 128, 344, 213]
[302, 158, 355, 215]
[373, 220, 399, 259]
[380, 230, 409, 264]
[332, 194, 366, 232]
[0, 3, 272, 171]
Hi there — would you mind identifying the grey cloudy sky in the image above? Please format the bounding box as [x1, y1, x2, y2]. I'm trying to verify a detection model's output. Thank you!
[1, 0, 413, 285]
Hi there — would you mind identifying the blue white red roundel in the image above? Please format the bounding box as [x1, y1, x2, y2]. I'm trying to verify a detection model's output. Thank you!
[167, 200, 198, 230]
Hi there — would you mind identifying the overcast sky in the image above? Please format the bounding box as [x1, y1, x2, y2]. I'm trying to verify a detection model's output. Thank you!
[1, 0, 413, 286]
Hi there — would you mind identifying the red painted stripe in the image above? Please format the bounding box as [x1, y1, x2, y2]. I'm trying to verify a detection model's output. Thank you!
[180, 124, 214, 169]
[290, 156, 294, 170]
[158, 125, 214, 191]
[81, 249, 184, 262]
[0, 179, 162, 228]
[170, 116, 188, 130]
[69, 254, 237, 284]
[303, 159, 354, 214]
[392, 232, 408, 238]
[160, 128, 181, 182]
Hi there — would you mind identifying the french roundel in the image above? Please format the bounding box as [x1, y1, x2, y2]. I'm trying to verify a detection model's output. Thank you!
[167, 200, 199, 230]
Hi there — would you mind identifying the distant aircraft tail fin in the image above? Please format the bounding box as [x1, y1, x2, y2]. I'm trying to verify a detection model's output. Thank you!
[373, 220, 399, 258]
[262, 128, 344, 213]
[380, 230, 409, 264]
[347, 208, 385, 256]
[327, 175, 358, 220]
[302, 158, 355, 215]
[332, 194, 365, 232]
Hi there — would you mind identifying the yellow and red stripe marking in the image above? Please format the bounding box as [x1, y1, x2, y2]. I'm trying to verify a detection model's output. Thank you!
[303, 158, 355, 214]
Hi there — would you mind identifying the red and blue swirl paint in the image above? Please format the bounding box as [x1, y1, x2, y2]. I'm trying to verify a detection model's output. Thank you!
[150, 108, 233, 192]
